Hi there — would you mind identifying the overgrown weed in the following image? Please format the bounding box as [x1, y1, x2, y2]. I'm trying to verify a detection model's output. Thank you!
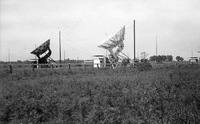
[0, 65, 200, 123]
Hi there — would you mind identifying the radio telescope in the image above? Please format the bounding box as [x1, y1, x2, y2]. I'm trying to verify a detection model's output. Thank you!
[98, 26, 131, 68]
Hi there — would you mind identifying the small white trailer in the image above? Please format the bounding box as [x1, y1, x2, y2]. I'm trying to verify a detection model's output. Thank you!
[189, 57, 199, 65]
[93, 55, 110, 68]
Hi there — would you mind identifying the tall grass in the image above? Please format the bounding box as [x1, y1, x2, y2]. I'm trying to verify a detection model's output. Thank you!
[0, 65, 200, 124]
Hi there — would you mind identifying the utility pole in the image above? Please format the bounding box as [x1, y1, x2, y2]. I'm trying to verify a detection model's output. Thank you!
[106, 33, 108, 56]
[64, 50, 65, 61]
[59, 30, 61, 67]
[0, 40, 1, 62]
[133, 20, 136, 62]
[8, 48, 10, 62]
[156, 36, 157, 56]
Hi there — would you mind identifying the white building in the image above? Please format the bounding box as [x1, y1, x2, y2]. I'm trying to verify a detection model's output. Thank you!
[189, 57, 199, 65]
[93, 55, 110, 68]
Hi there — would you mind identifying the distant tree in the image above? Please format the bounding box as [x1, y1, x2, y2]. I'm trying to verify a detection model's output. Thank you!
[0, 61, 6, 64]
[161, 55, 167, 61]
[156, 55, 163, 63]
[166, 55, 173, 61]
[176, 56, 184, 61]
[141, 59, 148, 63]
[17, 60, 22, 63]
[150, 55, 157, 61]
[150, 55, 173, 63]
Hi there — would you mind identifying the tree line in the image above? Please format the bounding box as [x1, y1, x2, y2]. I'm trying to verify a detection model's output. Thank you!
[149, 55, 184, 63]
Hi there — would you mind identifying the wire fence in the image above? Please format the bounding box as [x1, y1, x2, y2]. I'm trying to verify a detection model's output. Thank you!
[0, 63, 115, 73]
[1, 61, 197, 73]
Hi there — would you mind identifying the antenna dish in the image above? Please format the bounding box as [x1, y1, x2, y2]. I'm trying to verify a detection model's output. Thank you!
[98, 26, 125, 49]
[98, 26, 128, 68]
[31, 39, 50, 55]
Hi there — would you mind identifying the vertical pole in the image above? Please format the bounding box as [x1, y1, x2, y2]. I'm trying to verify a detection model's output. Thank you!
[32, 64, 35, 72]
[133, 20, 136, 62]
[156, 36, 157, 56]
[8, 48, 10, 63]
[9, 64, 12, 73]
[0, 40, 2, 61]
[106, 33, 108, 57]
[84, 63, 86, 69]
[51, 63, 54, 69]
[64, 50, 65, 61]
[59, 31, 61, 68]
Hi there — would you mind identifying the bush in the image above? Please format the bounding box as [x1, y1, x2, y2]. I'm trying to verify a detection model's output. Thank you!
[136, 62, 152, 71]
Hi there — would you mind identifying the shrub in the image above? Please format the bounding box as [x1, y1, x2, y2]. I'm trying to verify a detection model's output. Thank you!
[136, 62, 152, 71]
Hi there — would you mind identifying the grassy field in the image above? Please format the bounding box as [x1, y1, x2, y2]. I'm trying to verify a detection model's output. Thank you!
[0, 64, 200, 124]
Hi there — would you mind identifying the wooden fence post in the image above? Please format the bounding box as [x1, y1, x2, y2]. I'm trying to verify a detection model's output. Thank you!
[9, 64, 12, 73]
[84, 63, 86, 69]
[32, 64, 35, 72]
[68, 63, 71, 70]
[51, 63, 54, 70]
[79, 64, 81, 70]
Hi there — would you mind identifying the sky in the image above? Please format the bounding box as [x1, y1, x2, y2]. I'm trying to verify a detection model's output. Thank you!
[0, 0, 200, 61]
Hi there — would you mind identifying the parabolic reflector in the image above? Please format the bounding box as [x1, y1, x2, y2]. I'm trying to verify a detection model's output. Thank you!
[98, 26, 125, 49]
[31, 39, 50, 55]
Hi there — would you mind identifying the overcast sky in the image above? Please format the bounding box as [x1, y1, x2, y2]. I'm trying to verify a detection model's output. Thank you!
[0, 0, 200, 61]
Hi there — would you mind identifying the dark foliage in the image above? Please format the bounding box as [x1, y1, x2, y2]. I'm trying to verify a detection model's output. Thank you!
[136, 62, 152, 71]
[150, 55, 173, 63]
[176, 56, 184, 61]
[0, 66, 200, 124]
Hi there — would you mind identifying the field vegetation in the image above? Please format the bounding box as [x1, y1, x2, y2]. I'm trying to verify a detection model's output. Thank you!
[0, 64, 200, 124]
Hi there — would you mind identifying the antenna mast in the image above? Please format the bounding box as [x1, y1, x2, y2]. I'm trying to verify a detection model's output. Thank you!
[64, 50, 65, 61]
[106, 33, 108, 56]
[156, 36, 157, 56]
[8, 48, 10, 62]
[59, 30, 61, 67]
[133, 20, 136, 62]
